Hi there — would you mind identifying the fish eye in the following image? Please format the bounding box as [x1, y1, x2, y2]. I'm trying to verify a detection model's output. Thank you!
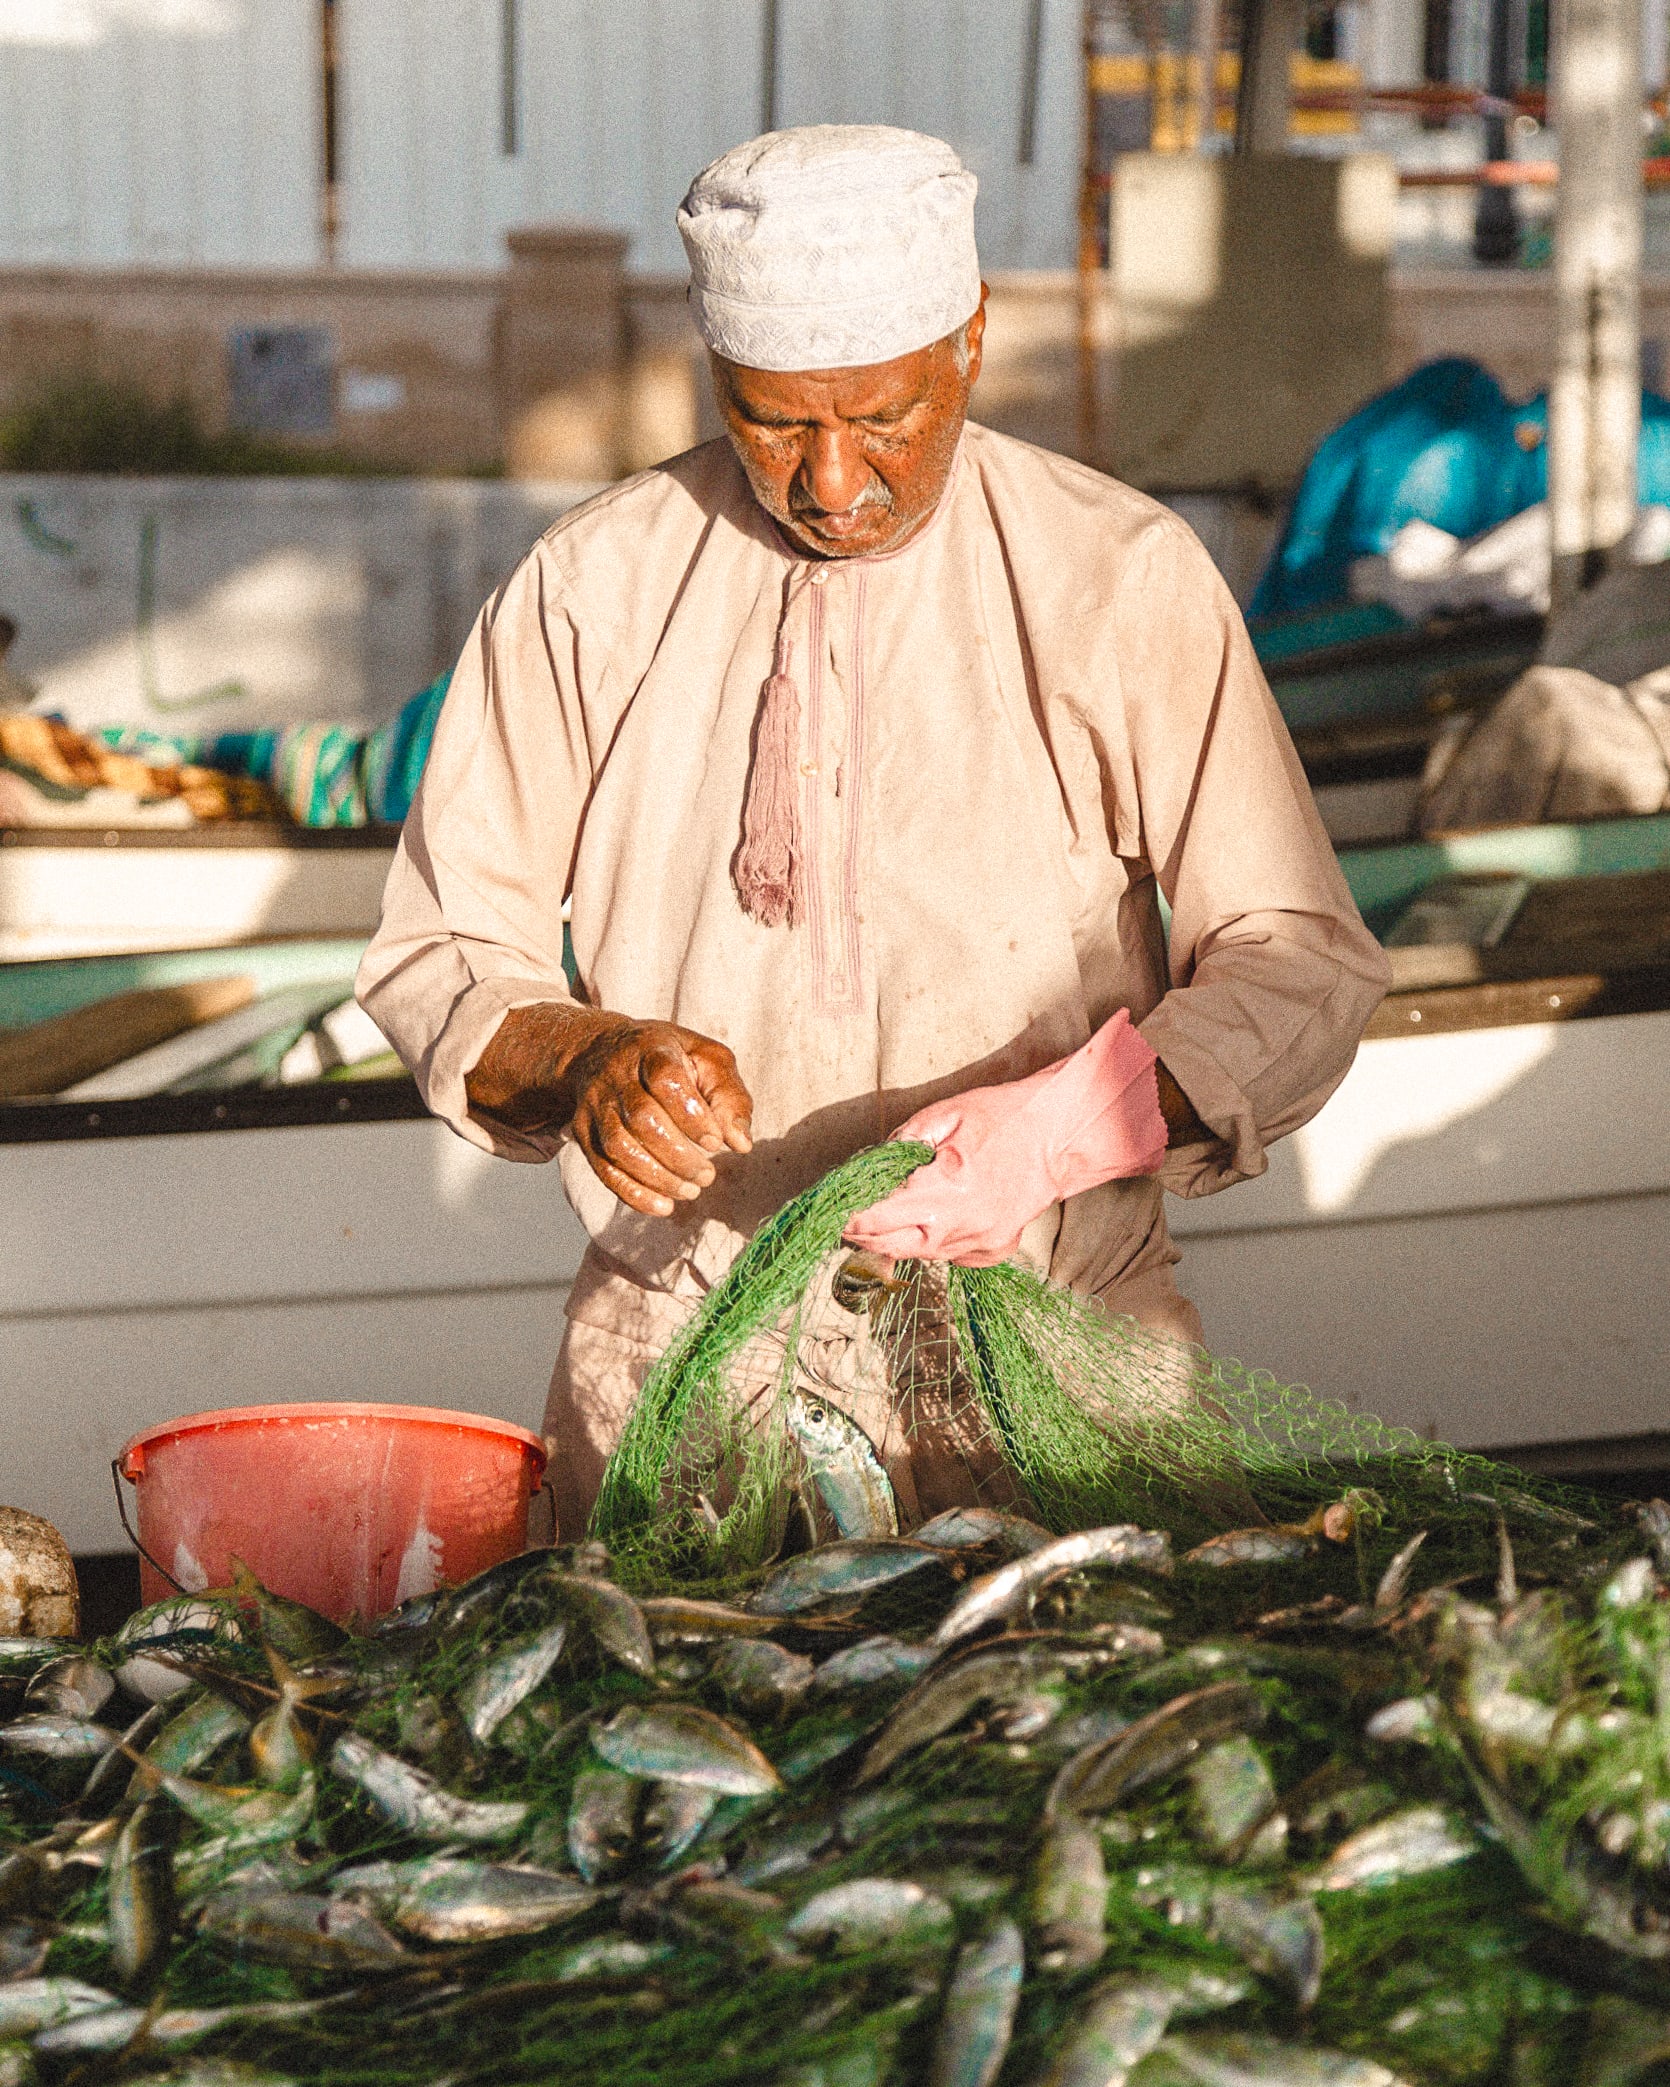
[807, 1405, 826, 1424]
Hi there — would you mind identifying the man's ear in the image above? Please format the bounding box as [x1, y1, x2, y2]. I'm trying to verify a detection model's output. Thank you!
[965, 284, 989, 389]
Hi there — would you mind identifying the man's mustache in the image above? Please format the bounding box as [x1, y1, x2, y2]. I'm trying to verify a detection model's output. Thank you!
[789, 477, 894, 521]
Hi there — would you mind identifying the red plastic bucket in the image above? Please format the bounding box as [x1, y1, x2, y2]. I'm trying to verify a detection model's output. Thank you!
[116, 1403, 548, 1626]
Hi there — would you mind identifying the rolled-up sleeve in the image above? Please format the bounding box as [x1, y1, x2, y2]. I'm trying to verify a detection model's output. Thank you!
[1116, 521, 1391, 1197]
[356, 546, 606, 1161]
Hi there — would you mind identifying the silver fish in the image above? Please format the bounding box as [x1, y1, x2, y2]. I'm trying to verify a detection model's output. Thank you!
[1363, 1697, 1438, 1746]
[249, 1652, 328, 1793]
[330, 1730, 528, 1841]
[1189, 1737, 1285, 1863]
[785, 1390, 899, 1539]
[643, 1779, 721, 1868]
[914, 1508, 1055, 1555]
[750, 1540, 946, 1618]
[34, 1998, 321, 2058]
[1150, 2033, 1409, 2085]
[857, 1641, 1074, 1785]
[0, 1978, 119, 2036]
[331, 1855, 596, 1942]
[1634, 1499, 1670, 1575]
[0, 1714, 118, 1760]
[640, 1596, 776, 1645]
[24, 1656, 113, 1723]
[1369, 1530, 1428, 1617]
[810, 1636, 940, 1698]
[785, 1878, 954, 1954]
[197, 1889, 407, 1972]
[146, 1692, 252, 1778]
[733, 1817, 836, 1887]
[566, 1762, 642, 1881]
[0, 1917, 50, 1981]
[109, 1797, 175, 1991]
[1307, 1805, 1476, 1891]
[1032, 1976, 1179, 2087]
[1049, 1682, 1267, 1818]
[594, 1704, 783, 1796]
[114, 1597, 243, 1705]
[547, 1935, 674, 1983]
[456, 1619, 568, 1745]
[88, 1707, 167, 1811]
[542, 1571, 655, 1677]
[1030, 1814, 1107, 1972]
[928, 1918, 1024, 2087]
[130, 1757, 317, 1850]
[712, 1637, 815, 1719]
[1183, 1530, 1310, 1568]
[1209, 1886, 1324, 2008]
[0, 1639, 73, 1666]
[932, 1528, 1173, 1650]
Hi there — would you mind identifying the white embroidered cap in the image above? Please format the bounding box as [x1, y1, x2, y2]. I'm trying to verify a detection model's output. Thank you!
[677, 125, 980, 372]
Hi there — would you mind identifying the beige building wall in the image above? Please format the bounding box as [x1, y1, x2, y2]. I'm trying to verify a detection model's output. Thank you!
[6, 233, 1668, 490]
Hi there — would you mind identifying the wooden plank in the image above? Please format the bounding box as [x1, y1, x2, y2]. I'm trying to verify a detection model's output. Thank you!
[1366, 965, 1670, 1038]
[0, 976, 254, 1100]
[1381, 867, 1670, 993]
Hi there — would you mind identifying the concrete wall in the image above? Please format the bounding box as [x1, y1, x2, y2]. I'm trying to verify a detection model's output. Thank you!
[1393, 267, 1670, 399]
[0, 0, 321, 270]
[0, 262, 506, 474]
[0, 474, 595, 732]
[9, 234, 1657, 490]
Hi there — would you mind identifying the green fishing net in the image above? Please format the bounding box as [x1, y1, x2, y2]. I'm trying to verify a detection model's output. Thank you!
[590, 1143, 1580, 1591]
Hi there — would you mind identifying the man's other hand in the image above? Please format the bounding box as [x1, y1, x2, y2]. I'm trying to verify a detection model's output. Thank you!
[465, 1005, 753, 1218]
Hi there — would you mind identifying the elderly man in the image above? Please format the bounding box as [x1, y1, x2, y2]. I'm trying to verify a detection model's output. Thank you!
[358, 126, 1389, 1537]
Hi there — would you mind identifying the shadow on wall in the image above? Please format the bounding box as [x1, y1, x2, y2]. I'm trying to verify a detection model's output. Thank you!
[1097, 153, 1398, 497]
[1171, 1006, 1670, 1447]
[0, 475, 594, 732]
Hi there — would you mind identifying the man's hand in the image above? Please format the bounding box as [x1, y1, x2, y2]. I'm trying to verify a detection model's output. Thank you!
[466, 1004, 753, 1218]
[843, 1009, 1171, 1266]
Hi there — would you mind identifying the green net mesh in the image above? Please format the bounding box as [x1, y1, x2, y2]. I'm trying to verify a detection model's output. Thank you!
[590, 1143, 1563, 1592]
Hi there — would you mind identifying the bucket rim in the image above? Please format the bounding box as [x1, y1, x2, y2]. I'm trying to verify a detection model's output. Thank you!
[118, 1402, 548, 1480]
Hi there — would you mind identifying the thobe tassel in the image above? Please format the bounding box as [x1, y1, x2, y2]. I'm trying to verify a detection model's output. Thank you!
[733, 640, 804, 928]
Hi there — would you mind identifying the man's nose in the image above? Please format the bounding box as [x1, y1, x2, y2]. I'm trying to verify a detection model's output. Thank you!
[800, 425, 870, 514]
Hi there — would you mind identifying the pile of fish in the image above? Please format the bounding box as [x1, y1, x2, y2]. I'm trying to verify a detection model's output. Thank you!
[2, 1493, 1670, 2086]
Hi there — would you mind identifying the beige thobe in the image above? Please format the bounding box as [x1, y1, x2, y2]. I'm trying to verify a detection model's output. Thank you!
[358, 424, 1389, 1534]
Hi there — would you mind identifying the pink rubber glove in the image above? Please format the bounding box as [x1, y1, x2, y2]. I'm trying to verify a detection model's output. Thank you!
[844, 1009, 1169, 1266]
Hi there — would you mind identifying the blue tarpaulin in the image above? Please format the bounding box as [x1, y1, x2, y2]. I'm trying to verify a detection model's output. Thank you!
[1251, 356, 1670, 620]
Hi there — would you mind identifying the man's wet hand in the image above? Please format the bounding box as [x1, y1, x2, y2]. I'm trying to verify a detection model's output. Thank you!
[567, 1021, 753, 1217]
[466, 1002, 753, 1217]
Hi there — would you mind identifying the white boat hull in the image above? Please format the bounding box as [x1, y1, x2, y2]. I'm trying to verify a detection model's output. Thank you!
[1169, 1006, 1670, 1456]
[3, 1005, 1663, 1557]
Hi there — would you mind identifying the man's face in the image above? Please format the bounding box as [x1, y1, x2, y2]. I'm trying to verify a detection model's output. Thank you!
[712, 292, 986, 559]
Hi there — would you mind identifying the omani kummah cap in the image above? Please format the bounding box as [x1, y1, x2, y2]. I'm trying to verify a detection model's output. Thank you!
[677, 124, 981, 372]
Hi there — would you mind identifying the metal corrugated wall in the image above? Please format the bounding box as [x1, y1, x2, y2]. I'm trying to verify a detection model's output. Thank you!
[0, 0, 1081, 274]
[0, 0, 322, 268]
[337, 0, 1081, 272]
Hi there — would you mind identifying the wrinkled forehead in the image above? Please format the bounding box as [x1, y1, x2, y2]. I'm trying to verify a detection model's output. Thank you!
[712, 339, 949, 422]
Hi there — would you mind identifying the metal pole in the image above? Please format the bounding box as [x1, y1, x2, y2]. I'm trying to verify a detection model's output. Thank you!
[1549, 0, 1644, 603]
[1194, 0, 1221, 148]
[1020, 0, 1046, 163]
[1474, 0, 1521, 259]
[761, 0, 781, 132]
[1235, 0, 1301, 151]
[1077, 0, 1101, 463]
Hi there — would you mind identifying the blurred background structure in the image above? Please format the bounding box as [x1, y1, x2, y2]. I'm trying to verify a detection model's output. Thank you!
[0, 0, 1667, 1592]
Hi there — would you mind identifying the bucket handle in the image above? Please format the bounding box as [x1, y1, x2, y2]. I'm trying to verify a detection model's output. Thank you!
[110, 1456, 188, 1595]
